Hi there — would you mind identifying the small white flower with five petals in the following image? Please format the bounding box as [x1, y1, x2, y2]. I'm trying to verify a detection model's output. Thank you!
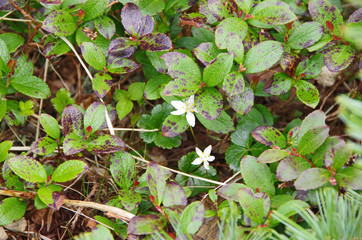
[192, 145, 215, 170]
[170, 95, 198, 127]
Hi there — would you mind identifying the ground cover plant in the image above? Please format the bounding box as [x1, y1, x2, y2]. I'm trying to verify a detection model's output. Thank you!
[0, 0, 361, 239]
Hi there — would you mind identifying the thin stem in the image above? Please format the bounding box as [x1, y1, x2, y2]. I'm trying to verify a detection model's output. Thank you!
[0, 17, 32, 22]
[104, 128, 159, 132]
[35, 59, 49, 142]
[189, 126, 198, 145]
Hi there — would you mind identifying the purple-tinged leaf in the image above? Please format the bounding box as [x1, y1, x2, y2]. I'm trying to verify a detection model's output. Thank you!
[295, 80, 320, 108]
[217, 183, 247, 201]
[179, 13, 207, 28]
[207, 0, 236, 20]
[194, 42, 222, 66]
[295, 53, 324, 79]
[199, 0, 218, 24]
[335, 167, 362, 190]
[52, 160, 88, 182]
[280, 53, 300, 77]
[87, 135, 126, 154]
[195, 88, 223, 120]
[227, 88, 254, 115]
[297, 125, 329, 155]
[94, 16, 115, 40]
[0, 0, 25, 11]
[61, 105, 84, 136]
[0, 197, 26, 226]
[92, 73, 112, 99]
[252, 126, 286, 148]
[294, 168, 330, 190]
[107, 58, 139, 74]
[80, 42, 106, 71]
[238, 187, 270, 225]
[308, 0, 343, 36]
[240, 156, 275, 196]
[63, 132, 87, 156]
[180, 201, 205, 234]
[163, 181, 187, 207]
[42, 10, 77, 36]
[226, 34, 245, 64]
[43, 36, 70, 59]
[196, 111, 235, 134]
[248, 1, 297, 28]
[244, 41, 284, 74]
[276, 156, 310, 181]
[215, 17, 248, 49]
[110, 152, 136, 189]
[258, 149, 289, 163]
[203, 53, 233, 87]
[162, 114, 189, 137]
[128, 215, 166, 235]
[121, 3, 154, 37]
[37, 184, 63, 209]
[30, 137, 57, 156]
[223, 71, 245, 97]
[107, 38, 137, 64]
[84, 102, 106, 134]
[118, 189, 141, 211]
[287, 22, 324, 50]
[264, 72, 293, 96]
[7, 155, 47, 183]
[323, 45, 355, 72]
[347, 8, 362, 23]
[139, 33, 172, 52]
[147, 162, 167, 205]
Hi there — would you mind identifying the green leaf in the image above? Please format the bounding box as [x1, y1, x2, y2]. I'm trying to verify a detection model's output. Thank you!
[107, 58, 139, 74]
[40, 114, 60, 139]
[162, 52, 202, 97]
[92, 73, 112, 99]
[251, 126, 286, 148]
[297, 126, 329, 155]
[153, 133, 182, 149]
[42, 10, 77, 36]
[276, 156, 311, 181]
[217, 183, 247, 201]
[0, 39, 9, 73]
[196, 111, 235, 134]
[0, 100, 6, 122]
[116, 99, 133, 121]
[145, 75, 172, 100]
[297, 110, 326, 142]
[269, 200, 309, 227]
[238, 187, 270, 226]
[0, 197, 26, 226]
[128, 82, 145, 101]
[80, 42, 106, 71]
[244, 41, 284, 74]
[128, 215, 166, 235]
[323, 45, 355, 72]
[2, 161, 24, 191]
[295, 80, 320, 108]
[7, 155, 47, 183]
[94, 16, 115, 40]
[146, 162, 167, 205]
[87, 135, 125, 154]
[75, 225, 114, 240]
[225, 145, 248, 171]
[312, 136, 345, 167]
[51, 88, 75, 114]
[248, 0, 297, 28]
[10, 76, 51, 99]
[335, 167, 362, 190]
[37, 184, 63, 207]
[179, 201, 205, 234]
[207, 0, 234, 20]
[294, 168, 330, 190]
[240, 156, 275, 196]
[81, 0, 108, 22]
[227, 87, 254, 115]
[215, 17, 248, 49]
[162, 114, 189, 137]
[295, 53, 324, 79]
[163, 181, 187, 207]
[195, 88, 223, 120]
[118, 189, 142, 211]
[84, 102, 106, 133]
[63, 132, 87, 156]
[231, 116, 260, 147]
[0, 141, 12, 163]
[194, 42, 222, 66]
[287, 22, 324, 49]
[203, 53, 233, 87]
[332, 146, 351, 170]
[110, 152, 136, 189]
[52, 160, 88, 182]
[0, 33, 24, 53]
[43, 36, 71, 58]
[30, 137, 58, 155]
[257, 149, 289, 163]
[223, 71, 245, 97]
[146, 51, 168, 74]
[138, 0, 165, 16]
[264, 72, 293, 95]
[307, 34, 333, 52]
[235, 0, 253, 13]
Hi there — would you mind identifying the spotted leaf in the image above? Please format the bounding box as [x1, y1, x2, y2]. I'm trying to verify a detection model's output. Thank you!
[7, 155, 47, 183]
[94, 16, 115, 40]
[30, 137, 57, 156]
[37, 184, 63, 209]
[42, 10, 76, 36]
[287, 22, 324, 49]
[80, 42, 106, 71]
[223, 71, 245, 97]
[92, 73, 112, 99]
[163, 181, 187, 207]
[107, 58, 139, 74]
[295, 80, 320, 108]
[195, 88, 223, 120]
[61, 105, 84, 136]
[276, 156, 311, 181]
[162, 114, 189, 137]
[323, 45, 355, 72]
[139, 33, 172, 52]
[121, 3, 154, 37]
[227, 87, 254, 115]
[107, 38, 137, 64]
[251, 126, 286, 148]
[215, 17, 248, 49]
[87, 135, 126, 154]
[110, 152, 136, 189]
[203, 53, 233, 87]
[194, 42, 222, 66]
[179, 13, 207, 28]
[264, 72, 293, 95]
[128, 215, 166, 235]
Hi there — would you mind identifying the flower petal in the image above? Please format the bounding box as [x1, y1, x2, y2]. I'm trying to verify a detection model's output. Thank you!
[204, 160, 210, 170]
[195, 147, 203, 157]
[187, 95, 195, 104]
[186, 112, 195, 127]
[207, 156, 215, 162]
[171, 100, 185, 110]
[204, 145, 212, 155]
[171, 109, 185, 115]
[192, 158, 203, 165]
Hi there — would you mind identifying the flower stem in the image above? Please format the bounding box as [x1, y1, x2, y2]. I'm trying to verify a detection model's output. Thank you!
[189, 126, 198, 145]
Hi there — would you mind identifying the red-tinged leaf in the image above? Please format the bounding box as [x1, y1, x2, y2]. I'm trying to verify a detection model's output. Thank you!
[87, 135, 126, 154]
[162, 114, 189, 137]
[107, 38, 136, 64]
[179, 13, 207, 28]
[251, 126, 286, 148]
[107, 58, 139, 74]
[139, 33, 172, 52]
[264, 72, 293, 96]
[326, 20, 334, 32]
[121, 3, 154, 37]
[61, 105, 84, 136]
[163, 181, 187, 207]
[323, 45, 355, 72]
[194, 42, 222, 66]
[276, 156, 311, 181]
[147, 162, 168, 206]
[128, 215, 166, 235]
[280, 53, 300, 77]
[217, 183, 247, 202]
[37, 184, 63, 209]
[227, 88, 254, 115]
[223, 71, 245, 97]
[195, 88, 223, 120]
[294, 168, 330, 190]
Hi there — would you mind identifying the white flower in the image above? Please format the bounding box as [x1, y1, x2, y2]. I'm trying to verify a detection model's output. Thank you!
[170, 95, 198, 127]
[192, 145, 215, 170]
